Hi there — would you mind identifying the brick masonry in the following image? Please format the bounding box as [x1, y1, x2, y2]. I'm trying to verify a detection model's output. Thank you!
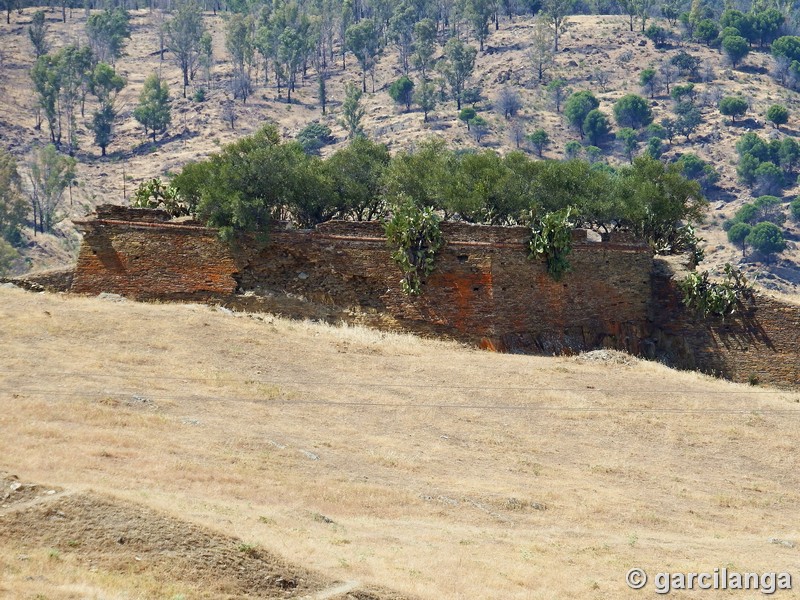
[71, 206, 800, 387]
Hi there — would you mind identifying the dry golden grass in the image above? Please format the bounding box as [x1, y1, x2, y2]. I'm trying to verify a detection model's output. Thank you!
[1, 10, 799, 288]
[1, 285, 800, 598]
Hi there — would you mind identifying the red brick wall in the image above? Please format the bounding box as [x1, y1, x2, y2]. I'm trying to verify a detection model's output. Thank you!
[70, 207, 800, 387]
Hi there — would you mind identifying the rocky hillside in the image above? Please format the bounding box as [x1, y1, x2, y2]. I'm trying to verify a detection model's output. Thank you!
[1, 9, 799, 291]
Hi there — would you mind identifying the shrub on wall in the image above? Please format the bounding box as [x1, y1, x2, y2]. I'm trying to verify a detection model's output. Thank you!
[678, 264, 754, 320]
[529, 207, 575, 281]
[384, 196, 443, 295]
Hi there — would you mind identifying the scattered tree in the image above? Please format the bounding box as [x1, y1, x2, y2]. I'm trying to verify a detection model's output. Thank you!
[746, 221, 786, 262]
[613, 94, 653, 129]
[546, 78, 569, 113]
[727, 221, 751, 257]
[497, 86, 522, 119]
[564, 90, 599, 139]
[133, 72, 171, 142]
[86, 8, 131, 65]
[340, 82, 365, 139]
[28, 10, 49, 59]
[583, 109, 611, 146]
[527, 128, 550, 157]
[722, 35, 749, 68]
[166, 0, 206, 98]
[389, 76, 415, 111]
[617, 127, 639, 163]
[27, 144, 76, 234]
[439, 37, 477, 111]
[766, 104, 789, 129]
[719, 96, 748, 123]
[414, 80, 438, 122]
[529, 14, 554, 82]
[0, 149, 26, 246]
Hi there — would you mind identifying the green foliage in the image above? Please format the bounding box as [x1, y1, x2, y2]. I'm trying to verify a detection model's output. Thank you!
[718, 96, 748, 123]
[546, 78, 569, 113]
[28, 144, 76, 234]
[340, 83, 365, 139]
[746, 221, 786, 260]
[754, 161, 784, 196]
[645, 136, 663, 159]
[388, 76, 415, 111]
[695, 18, 719, 46]
[617, 127, 638, 163]
[0, 239, 19, 276]
[413, 80, 437, 122]
[458, 107, 477, 128]
[324, 137, 390, 221]
[0, 149, 26, 246]
[670, 51, 701, 78]
[727, 221, 751, 255]
[28, 10, 48, 58]
[677, 153, 719, 193]
[192, 87, 206, 102]
[346, 18, 382, 92]
[165, 0, 206, 95]
[644, 24, 667, 47]
[583, 109, 611, 146]
[439, 37, 477, 110]
[384, 197, 443, 295]
[670, 83, 696, 104]
[766, 104, 789, 128]
[639, 68, 658, 98]
[771, 36, 800, 64]
[564, 140, 583, 159]
[722, 35, 749, 68]
[564, 90, 599, 138]
[790, 197, 800, 221]
[527, 129, 550, 158]
[133, 73, 171, 142]
[529, 207, 575, 280]
[678, 264, 754, 320]
[297, 122, 334, 155]
[132, 177, 192, 217]
[86, 8, 131, 64]
[613, 94, 653, 129]
[469, 115, 489, 143]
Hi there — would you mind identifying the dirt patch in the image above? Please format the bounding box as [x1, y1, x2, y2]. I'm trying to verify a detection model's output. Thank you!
[0, 472, 62, 509]
[0, 485, 324, 598]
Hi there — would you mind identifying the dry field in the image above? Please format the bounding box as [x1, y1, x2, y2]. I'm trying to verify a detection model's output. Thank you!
[0, 10, 799, 288]
[1, 284, 800, 598]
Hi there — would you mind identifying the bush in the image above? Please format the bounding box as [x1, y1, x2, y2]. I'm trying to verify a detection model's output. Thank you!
[677, 153, 719, 192]
[564, 140, 583, 159]
[617, 127, 639, 163]
[754, 161, 784, 195]
[695, 19, 719, 46]
[192, 87, 206, 102]
[613, 94, 653, 129]
[678, 264, 753, 319]
[529, 206, 575, 280]
[746, 221, 786, 260]
[644, 24, 668, 47]
[297, 122, 335, 155]
[527, 129, 550, 158]
[459, 107, 477, 128]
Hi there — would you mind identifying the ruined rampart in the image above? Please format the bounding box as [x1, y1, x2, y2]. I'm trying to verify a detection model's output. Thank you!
[72, 205, 800, 387]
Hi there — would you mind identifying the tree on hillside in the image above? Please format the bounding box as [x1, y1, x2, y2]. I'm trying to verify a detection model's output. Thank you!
[497, 86, 522, 119]
[722, 35, 749, 68]
[133, 73, 171, 142]
[340, 83, 365, 139]
[166, 0, 206, 98]
[414, 79, 438, 122]
[583, 109, 611, 146]
[466, 0, 493, 52]
[527, 129, 550, 157]
[346, 18, 382, 93]
[86, 8, 131, 65]
[0, 149, 27, 246]
[543, 0, 573, 52]
[547, 78, 569, 112]
[90, 63, 126, 156]
[439, 37, 477, 110]
[639, 68, 658, 98]
[412, 19, 437, 81]
[27, 144, 76, 234]
[389, 76, 415, 111]
[564, 90, 599, 139]
[719, 96, 748, 123]
[766, 104, 789, 129]
[617, 127, 639, 163]
[746, 221, 786, 262]
[529, 14, 554, 82]
[727, 221, 751, 256]
[28, 10, 49, 59]
[614, 94, 653, 129]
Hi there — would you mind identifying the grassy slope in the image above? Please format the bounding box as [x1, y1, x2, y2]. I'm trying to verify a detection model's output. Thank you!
[0, 10, 799, 290]
[1, 285, 799, 598]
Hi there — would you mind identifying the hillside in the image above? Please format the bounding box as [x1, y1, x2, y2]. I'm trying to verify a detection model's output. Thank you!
[1, 9, 800, 291]
[1, 284, 799, 598]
